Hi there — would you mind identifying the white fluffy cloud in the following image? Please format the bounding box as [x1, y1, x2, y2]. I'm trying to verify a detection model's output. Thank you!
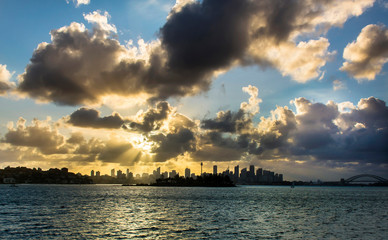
[341, 24, 388, 80]
[83, 11, 117, 34]
[0, 64, 15, 95]
[66, 0, 90, 7]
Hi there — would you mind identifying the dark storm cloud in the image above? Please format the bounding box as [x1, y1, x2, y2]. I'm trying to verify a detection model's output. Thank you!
[16, 0, 373, 105]
[195, 95, 387, 167]
[201, 110, 252, 133]
[127, 101, 172, 132]
[203, 132, 261, 154]
[68, 107, 125, 129]
[255, 97, 388, 165]
[150, 128, 196, 162]
[160, 0, 252, 73]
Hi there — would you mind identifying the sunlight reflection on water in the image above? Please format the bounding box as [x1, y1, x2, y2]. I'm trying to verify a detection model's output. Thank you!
[0, 185, 387, 239]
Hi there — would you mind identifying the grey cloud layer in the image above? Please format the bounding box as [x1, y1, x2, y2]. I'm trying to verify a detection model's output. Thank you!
[68, 107, 125, 129]
[2, 94, 387, 170]
[16, 0, 374, 105]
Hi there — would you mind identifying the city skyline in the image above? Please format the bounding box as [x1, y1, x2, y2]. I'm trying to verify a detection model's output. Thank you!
[90, 163, 284, 184]
[0, 0, 387, 181]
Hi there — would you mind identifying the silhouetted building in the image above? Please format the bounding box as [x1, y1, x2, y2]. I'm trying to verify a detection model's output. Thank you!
[153, 167, 161, 179]
[234, 165, 239, 182]
[240, 168, 248, 183]
[111, 169, 115, 177]
[169, 170, 177, 178]
[96, 171, 100, 177]
[279, 174, 283, 182]
[249, 165, 255, 183]
[256, 168, 263, 182]
[90, 170, 94, 177]
[213, 165, 217, 176]
[117, 170, 126, 179]
[185, 168, 191, 178]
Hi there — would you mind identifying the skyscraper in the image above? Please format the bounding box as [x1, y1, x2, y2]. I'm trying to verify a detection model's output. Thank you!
[111, 168, 115, 177]
[90, 170, 94, 177]
[249, 165, 255, 182]
[96, 171, 100, 177]
[213, 165, 217, 175]
[185, 168, 191, 178]
[117, 169, 123, 178]
[256, 168, 263, 182]
[169, 170, 177, 178]
[234, 165, 239, 182]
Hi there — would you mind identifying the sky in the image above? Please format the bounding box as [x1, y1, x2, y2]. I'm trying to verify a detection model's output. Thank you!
[0, 0, 387, 181]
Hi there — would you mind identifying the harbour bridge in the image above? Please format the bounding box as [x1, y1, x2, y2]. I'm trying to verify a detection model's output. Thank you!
[343, 174, 388, 184]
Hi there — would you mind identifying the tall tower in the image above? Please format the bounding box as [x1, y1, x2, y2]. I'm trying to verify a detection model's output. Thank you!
[201, 162, 203, 176]
[234, 165, 239, 180]
[213, 165, 217, 176]
[91, 170, 95, 177]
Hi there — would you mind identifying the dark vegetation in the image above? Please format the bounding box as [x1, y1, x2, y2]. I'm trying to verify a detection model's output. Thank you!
[0, 166, 92, 184]
[151, 174, 235, 187]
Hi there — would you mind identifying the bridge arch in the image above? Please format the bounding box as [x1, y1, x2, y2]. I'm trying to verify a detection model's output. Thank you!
[345, 174, 388, 183]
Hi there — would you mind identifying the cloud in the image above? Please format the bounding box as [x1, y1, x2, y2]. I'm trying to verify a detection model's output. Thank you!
[150, 127, 196, 162]
[98, 136, 139, 164]
[67, 0, 90, 7]
[255, 97, 388, 165]
[333, 80, 345, 91]
[0, 64, 15, 95]
[202, 85, 260, 133]
[17, 0, 374, 105]
[2, 118, 68, 154]
[248, 38, 336, 82]
[201, 110, 250, 134]
[125, 101, 173, 133]
[83, 11, 117, 34]
[1, 118, 142, 165]
[67, 107, 125, 129]
[197, 88, 387, 168]
[341, 24, 388, 80]
[1, 90, 387, 173]
[240, 85, 261, 114]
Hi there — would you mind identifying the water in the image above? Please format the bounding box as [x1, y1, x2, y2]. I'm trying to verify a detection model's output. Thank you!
[0, 185, 387, 239]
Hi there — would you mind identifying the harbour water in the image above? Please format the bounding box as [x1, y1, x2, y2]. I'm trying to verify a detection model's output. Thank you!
[0, 185, 387, 239]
